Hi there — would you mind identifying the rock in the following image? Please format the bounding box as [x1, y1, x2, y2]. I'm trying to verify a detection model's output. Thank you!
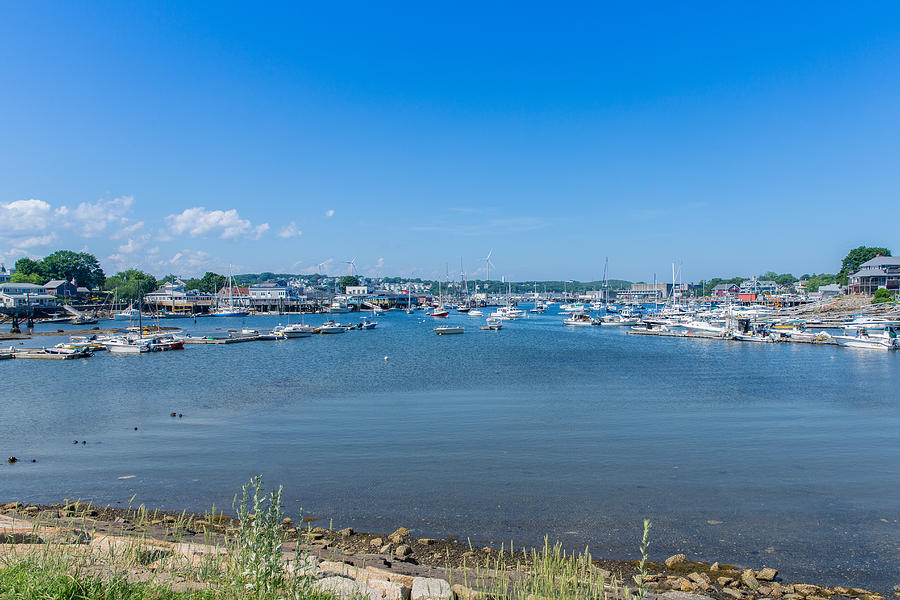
[379, 544, 393, 554]
[660, 592, 715, 600]
[395, 544, 413, 558]
[315, 576, 381, 600]
[666, 554, 687, 568]
[368, 579, 410, 600]
[722, 589, 744, 599]
[741, 570, 760, 591]
[282, 517, 293, 527]
[688, 573, 711, 585]
[389, 527, 410, 544]
[758, 586, 772, 596]
[370, 538, 384, 547]
[718, 577, 735, 586]
[757, 568, 778, 582]
[7, 457, 18, 464]
[23, 506, 39, 513]
[287, 554, 318, 576]
[339, 527, 354, 537]
[366, 566, 415, 588]
[418, 538, 436, 545]
[794, 585, 821, 596]
[710, 562, 720, 571]
[411, 577, 452, 600]
[453, 583, 487, 600]
[681, 579, 697, 592]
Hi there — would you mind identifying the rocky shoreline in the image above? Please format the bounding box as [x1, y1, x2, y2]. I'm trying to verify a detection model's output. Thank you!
[1, 500, 896, 600]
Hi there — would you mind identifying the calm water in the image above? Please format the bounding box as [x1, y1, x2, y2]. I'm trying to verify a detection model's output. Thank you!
[2, 307, 899, 590]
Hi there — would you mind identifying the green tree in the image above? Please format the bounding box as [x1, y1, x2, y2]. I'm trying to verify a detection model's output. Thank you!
[103, 269, 158, 300]
[13, 257, 43, 277]
[872, 288, 894, 304]
[40, 250, 105, 288]
[339, 275, 360, 292]
[10, 271, 46, 285]
[839, 246, 891, 283]
[184, 277, 203, 290]
[198, 271, 227, 293]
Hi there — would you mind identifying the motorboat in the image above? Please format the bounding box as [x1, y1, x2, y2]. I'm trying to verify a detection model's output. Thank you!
[834, 323, 900, 350]
[328, 300, 351, 313]
[360, 319, 377, 330]
[277, 323, 313, 338]
[113, 305, 141, 320]
[258, 330, 288, 340]
[559, 302, 587, 313]
[430, 307, 450, 318]
[601, 314, 639, 326]
[530, 302, 546, 314]
[563, 312, 599, 326]
[104, 337, 152, 353]
[147, 335, 185, 351]
[434, 326, 464, 335]
[468, 309, 484, 317]
[317, 321, 346, 334]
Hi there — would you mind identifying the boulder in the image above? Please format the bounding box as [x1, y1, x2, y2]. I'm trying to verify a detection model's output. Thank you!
[395, 544, 413, 558]
[367, 578, 411, 600]
[665, 554, 687, 568]
[741, 570, 760, 591]
[339, 527, 354, 537]
[315, 576, 381, 600]
[411, 577, 452, 600]
[722, 589, 744, 599]
[660, 592, 715, 600]
[370, 538, 384, 547]
[389, 527, 410, 544]
[757, 568, 778, 582]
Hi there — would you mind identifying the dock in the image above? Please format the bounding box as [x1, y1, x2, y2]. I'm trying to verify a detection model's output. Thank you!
[627, 329, 726, 340]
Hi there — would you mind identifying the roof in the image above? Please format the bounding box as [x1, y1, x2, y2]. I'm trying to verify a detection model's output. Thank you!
[44, 279, 72, 287]
[819, 284, 842, 292]
[0, 282, 44, 291]
[858, 255, 898, 268]
[713, 283, 737, 290]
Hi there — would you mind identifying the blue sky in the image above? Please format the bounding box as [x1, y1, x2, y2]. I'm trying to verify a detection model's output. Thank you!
[1, 2, 898, 282]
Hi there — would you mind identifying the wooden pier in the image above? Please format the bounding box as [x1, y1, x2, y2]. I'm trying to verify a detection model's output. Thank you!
[13, 350, 92, 360]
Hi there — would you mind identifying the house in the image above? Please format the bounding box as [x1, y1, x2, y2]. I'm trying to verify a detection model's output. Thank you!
[0, 265, 9, 283]
[739, 278, 779, 296]
[848, 255, 900, 294]
[818, 283, 843, 299]
[248, 282, 296, 301]
[0, 282, 58, 308]
[618, 283, 670, 300]
[345, 285, 369, 296]
[43, 279, 79, 298]
[712, 283, 739, 297]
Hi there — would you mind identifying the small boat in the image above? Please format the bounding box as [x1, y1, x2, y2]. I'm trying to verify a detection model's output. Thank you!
[468, 309, 484, 317]
[431, 307, 450, 318]
[530, 303, 546, 314]
[258, 330, 288, 340]
[45, 345, 93, 356]
[434, 326, 464, 335]
[113, 305, 141, 320]
[147, 335, 185, 351]
[317, 321, 346, 334]
[481, 317, 502, 330]
[601, 314, 639, 326]
[456, 306, 471, 313]
[104, 337, 152, 353]
[277, 324, 313, 338]
[70, 314, 99, 325]
[328, 301, 351, 313]
[833, 323, 900, 350]
[360, 319, 377, 330]
[406, 308, 416, 314]
[563, 312, 599, 326]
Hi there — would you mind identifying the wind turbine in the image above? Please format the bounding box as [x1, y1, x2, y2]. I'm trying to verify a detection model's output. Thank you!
[345, 257, 358, 277]
[481, 249, 495, 284]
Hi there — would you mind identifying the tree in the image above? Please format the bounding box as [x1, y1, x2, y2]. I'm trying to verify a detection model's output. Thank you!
[198, 272, 227, 293]
[103, 270, 158, 300]
[184, 277, 203, 291]
[873, 288, 894, 304]
[10, 271, 45, 285]
[14, 257, 43, 277]
[339, 275, 359, 292]
[840, 246, 892, 282]
[40, 250, 105, 288]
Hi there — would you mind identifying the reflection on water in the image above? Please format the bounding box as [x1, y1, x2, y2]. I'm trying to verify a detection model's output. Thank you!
[2, 308, 899, 590]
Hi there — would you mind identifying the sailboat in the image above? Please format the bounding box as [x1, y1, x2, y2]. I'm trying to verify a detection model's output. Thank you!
[431, 277, 449, 318]
[211, 267, 249, 317]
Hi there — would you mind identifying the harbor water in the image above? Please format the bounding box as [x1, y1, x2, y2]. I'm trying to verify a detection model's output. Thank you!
[2, 306, 898, 590]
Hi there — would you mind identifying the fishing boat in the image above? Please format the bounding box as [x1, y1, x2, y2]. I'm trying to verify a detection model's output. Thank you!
[434, 326, 464, 335]
[559, 302, 587, 313]
[328, 300, 351, 313]
[147, 335, 185, 351]
[481, 317, 502, 330]
[530, 302, 546, 314]
[113, 304, 141, 320]
[360, 318, 377, 330]
[563, 312, 599, 326]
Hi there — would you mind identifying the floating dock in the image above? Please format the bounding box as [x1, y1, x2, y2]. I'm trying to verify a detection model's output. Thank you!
[183, 335, 260, 345]
[13, 350, 92, 360]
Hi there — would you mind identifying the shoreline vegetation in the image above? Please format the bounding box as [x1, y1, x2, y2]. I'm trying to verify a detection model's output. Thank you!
[0, 479, 894, 600]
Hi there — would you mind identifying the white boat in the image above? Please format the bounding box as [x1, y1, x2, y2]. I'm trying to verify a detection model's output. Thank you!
[277, 323, 313, 338]
[489, 306, 523, 321]
[211, 266, 249, 317]
[834, 323, 900, 350]
[468, 309, 484, 317]
[431, 307, 450, 318]
[259, 330, 288, 340]
[559, 302, 587, 313]
[147, 335, 185, 351]
[434, 326, 464, 335]
[360, 318, 377, 330]
[601, 314, 639, 326]
[318, 321, 346, 334]
[328, 300, 351, 313]
[113, 305, 141, 320]
[563, 312, 599, 326]
[530, 302, 546, 314]
[104, 337, 151, 353]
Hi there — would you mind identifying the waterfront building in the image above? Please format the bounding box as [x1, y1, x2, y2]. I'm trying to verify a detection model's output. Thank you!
[345, 285, 369, 296]
[712, 283, 739, 297]
[739, 277, 779, 296]
[0, 265, 9, 283]
[618, 283, 670, 300]
[0, 282, 58, 308]
[817, 283, 843, 299]
[43, 279, 79, 298]
[848, 255, 900, 294]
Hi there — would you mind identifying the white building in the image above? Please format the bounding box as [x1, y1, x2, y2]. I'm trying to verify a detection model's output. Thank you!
[0, 265, 10, 283]
[345, 285, 369, 296]
[0, 282, 58, 308]
[249, 283, 294, 300]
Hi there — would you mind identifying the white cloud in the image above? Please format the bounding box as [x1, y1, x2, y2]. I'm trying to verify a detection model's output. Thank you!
[325, 209, 335, 217]
[279, 221, 303, 238]
[72, 195, 134, 237]
[111, 220, 145, 240]
[165, 207, 269, 240]
[0, 199, 55, 232]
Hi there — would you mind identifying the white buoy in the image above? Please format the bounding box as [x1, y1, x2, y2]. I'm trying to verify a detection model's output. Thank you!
[384, 356, 389, 361]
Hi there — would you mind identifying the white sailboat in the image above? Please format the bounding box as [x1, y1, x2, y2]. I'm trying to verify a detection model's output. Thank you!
[211, 267, 249, 317]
